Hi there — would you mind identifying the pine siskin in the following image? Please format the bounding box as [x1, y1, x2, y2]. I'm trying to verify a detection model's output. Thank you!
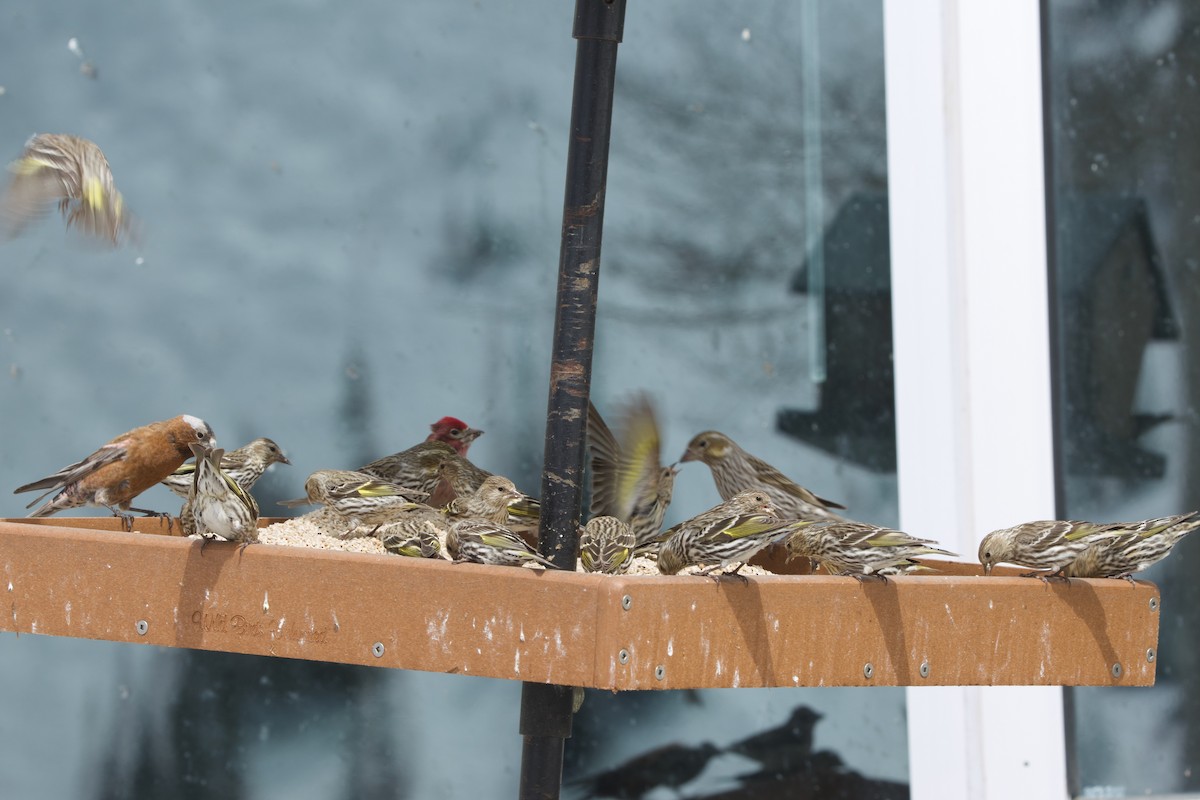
[588, 395, 678, 550]
[376, 518, 443, 559]
[657, 491, 814, 578]
[1, 133, 135, 245]
[786, 521, 957, 579]
[426, 416, 483, 457]
[446, 519, 556, 569]
[14, 415, 215, 529]
[1061, 512, 1200, 581]
[280, 469, 427, 537]
[579, 515, 635, 574]
[443, 475, 527, 524]
[163, 437, 290, 499]
[182, 444, 259, 547]
[360, 440, 490, 498]
[680, 431, 846, 522]
[977, 519, 1123, 577]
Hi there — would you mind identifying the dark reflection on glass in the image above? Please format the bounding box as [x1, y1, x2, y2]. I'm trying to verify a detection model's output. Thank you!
[565, 699, 908, 799]
[1046, 0, 1200, 794]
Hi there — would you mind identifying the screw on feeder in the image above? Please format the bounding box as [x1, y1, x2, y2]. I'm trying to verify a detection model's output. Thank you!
[621, 594, 632, 611]
[1149, 597, 1159, 611]
[1146, 648, 1156, 663]
[919, 661, 930, 679]
[1111, 663, 1122, 679]
[135, 620, 148, 636]
[618, 649, 630, 665]
[655, 665, 666, 681]
[863, 662, 875, 679]
[372, 642, 385, 658]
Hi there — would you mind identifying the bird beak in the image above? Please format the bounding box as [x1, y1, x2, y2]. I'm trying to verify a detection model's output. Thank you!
[679, 449, 698, 463]
[277, 453, 292, 465]
[465, 428, 484, 442]
[982, 563, 992, 576]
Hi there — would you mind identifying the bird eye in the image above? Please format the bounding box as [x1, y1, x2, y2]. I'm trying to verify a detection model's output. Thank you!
[450, 429, 462, 436]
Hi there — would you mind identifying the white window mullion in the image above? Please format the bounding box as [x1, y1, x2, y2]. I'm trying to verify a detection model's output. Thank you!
[885, 2, 1068, 799]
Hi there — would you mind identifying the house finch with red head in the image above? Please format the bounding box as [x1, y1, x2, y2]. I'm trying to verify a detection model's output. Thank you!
[163, 437, 289, 499]
[181, 444, 259, 546]
[680, 431, 846, 522]
[1, 133, 135, 245]
[657, 491, 813, 578]
[14, 414, 216, 529]
[426, 416, 483, 457]
[588, 395, 678, 550]
[787, 521, 956, 579]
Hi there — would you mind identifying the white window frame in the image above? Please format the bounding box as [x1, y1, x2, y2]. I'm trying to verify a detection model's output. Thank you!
[884, 2, 1069, 799]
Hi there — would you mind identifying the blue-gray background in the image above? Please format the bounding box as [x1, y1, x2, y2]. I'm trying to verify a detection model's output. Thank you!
[0, 2, 908, 798]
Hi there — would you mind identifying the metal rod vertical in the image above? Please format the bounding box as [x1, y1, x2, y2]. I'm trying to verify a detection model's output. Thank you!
[518, 1, 626, 798]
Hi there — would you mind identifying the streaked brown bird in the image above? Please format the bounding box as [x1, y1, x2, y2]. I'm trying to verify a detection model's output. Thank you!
[446, 519, 556, 568]
[1, 133, 134, 245]
[657, 491, 813, 578]
[588, 395, 678, 550]
[977, 519, 1122, 577]
[14, 415, 216, 529]
[181, 444, 259, 546]
[1061, 512, 1200, 581]
[376, 518, 443, 559]
[579, 515, 635, 574]
[163, 436, 289, 499]
[360, 440, 490, 498]
[787, 521, 956, 579]
[444, 475, 530, 525]
[280, 469, 427, 537]
[680, 430, 846, 522]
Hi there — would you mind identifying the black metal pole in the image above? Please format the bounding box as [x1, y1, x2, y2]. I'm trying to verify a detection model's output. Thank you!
[518, 1, 626, 798]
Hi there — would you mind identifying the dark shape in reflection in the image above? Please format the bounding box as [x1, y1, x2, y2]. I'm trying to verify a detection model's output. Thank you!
[782, 192, 896, 473]
[1053, 194, 1178, 482]
[566, 741, 720, 799]
[727, 705, 822, 774]
[708, 749, 908, 800]
[91, 653, 407, 800]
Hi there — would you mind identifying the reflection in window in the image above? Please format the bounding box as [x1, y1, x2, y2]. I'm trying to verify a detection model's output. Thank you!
[0, 0, 901, 797]
[1046, 0, 1200, 795]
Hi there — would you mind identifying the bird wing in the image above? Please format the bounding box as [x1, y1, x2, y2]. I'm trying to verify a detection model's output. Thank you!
[336, 477, 427, 502]
[616, 393, 663, 523]
[747, 452, 846, 510]
[587, 401, 621, 518]
[14, 441, 128, 506]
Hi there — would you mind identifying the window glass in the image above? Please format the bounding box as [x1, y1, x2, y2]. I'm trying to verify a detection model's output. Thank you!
[1045, 0, 1200, 795]
[0, 1, 901, 796]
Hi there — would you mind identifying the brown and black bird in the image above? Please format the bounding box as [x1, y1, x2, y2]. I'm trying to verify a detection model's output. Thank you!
[14, 415, 216, 529]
